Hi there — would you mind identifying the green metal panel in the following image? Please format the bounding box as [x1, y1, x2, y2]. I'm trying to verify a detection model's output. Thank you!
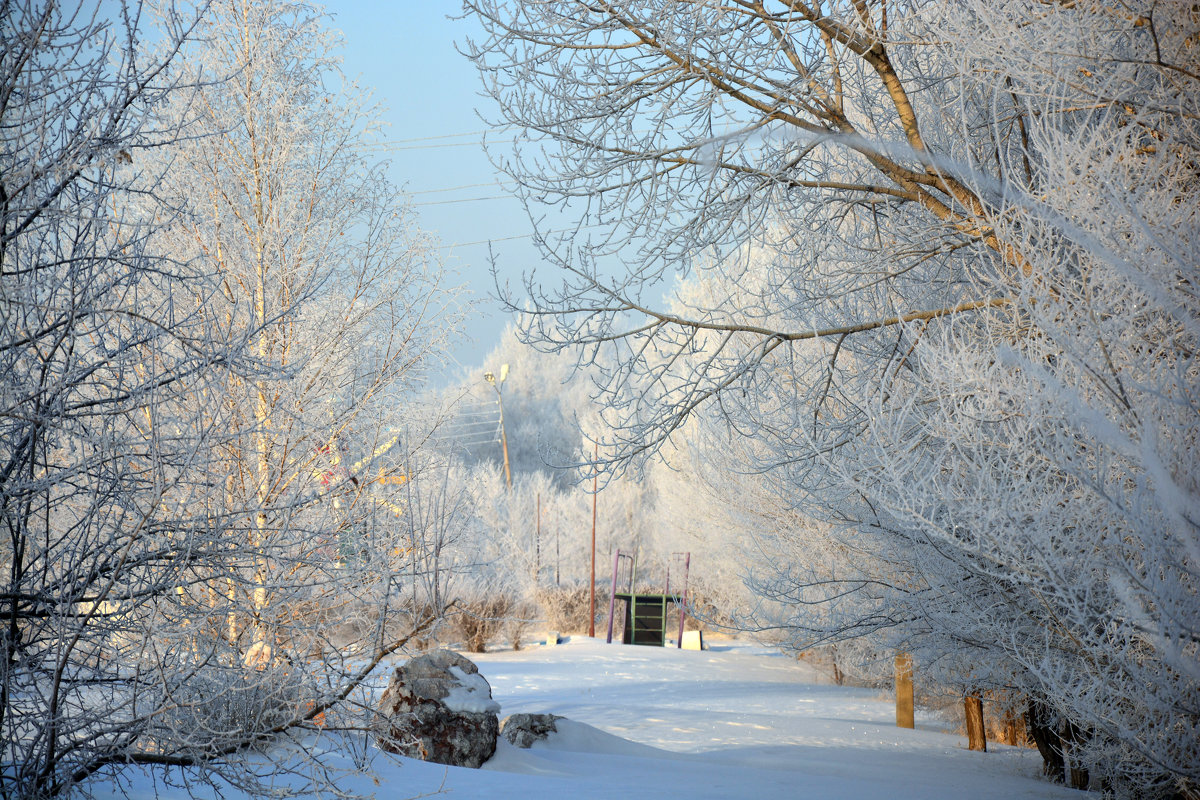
[617, 593, 677, 647]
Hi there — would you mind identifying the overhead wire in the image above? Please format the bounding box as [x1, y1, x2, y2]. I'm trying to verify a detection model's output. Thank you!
[370, 141, 480, 150]
[366, 121, 756, 152]
[366, 128, 501, 145]
[362, 128, 513, 151]
[414, 194, 514, 207]
[433, 224, 608, 251]
[408, 182, 499, 195]
[364, 127, 623, 250]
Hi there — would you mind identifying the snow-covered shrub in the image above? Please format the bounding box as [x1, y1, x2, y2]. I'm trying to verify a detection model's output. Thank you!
[534, 587, 593, 635]
[454, 595, 517, 654]
[142, 666, 315, 756]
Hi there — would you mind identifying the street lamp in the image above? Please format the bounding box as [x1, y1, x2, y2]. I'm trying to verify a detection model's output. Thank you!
[484, 364, 512, 489]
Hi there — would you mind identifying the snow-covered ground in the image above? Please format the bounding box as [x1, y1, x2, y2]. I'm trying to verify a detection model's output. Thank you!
[106, 636, 1076, 799]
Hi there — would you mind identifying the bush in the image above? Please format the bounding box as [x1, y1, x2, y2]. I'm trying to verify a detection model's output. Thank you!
[534, 585, 609, 635]
[453, 596, 515, 653]
[141, 662, 315, 756]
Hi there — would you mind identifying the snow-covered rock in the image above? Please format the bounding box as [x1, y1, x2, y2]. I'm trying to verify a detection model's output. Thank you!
[373, 650, 500, 768]
[499, 713, 564, 748]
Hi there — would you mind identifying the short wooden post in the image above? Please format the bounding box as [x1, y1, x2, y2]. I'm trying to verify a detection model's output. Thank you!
[895, 652, 915, 729]
[965, 695, 987, 751]
[1002, 709, 1022, 746]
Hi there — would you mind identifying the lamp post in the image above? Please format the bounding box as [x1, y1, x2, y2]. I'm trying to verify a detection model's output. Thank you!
[484, 365, 512, 490]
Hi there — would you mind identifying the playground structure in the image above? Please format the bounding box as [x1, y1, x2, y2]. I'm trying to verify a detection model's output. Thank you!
[604, 550, 691, 647]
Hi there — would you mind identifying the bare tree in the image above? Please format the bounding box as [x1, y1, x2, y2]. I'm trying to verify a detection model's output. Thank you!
[463, 1, 1199, 794]
[463, 0, 1026, 463]
[124, 0, 458, 782]
[1, 1, 456, 796]
[147, 0, 453, 659]
[0, 2, 240, 796]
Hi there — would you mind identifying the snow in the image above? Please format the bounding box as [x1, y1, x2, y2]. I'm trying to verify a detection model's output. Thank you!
[100, 637, 1078, 799]
[444, 664, 502, 714]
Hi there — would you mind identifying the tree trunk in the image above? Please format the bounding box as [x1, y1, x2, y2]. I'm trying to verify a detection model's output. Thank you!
[1025, 698, 1065, 782]
[895, 652, 914, 729]
[964, 695, 986, 752]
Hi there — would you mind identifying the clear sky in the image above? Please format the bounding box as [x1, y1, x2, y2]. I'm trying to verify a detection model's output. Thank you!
[328, 2, 546, 384]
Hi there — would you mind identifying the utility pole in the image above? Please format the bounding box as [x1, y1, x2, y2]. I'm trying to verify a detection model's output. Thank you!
[484, 365, 512, 489]
[536, 492, 541, 589]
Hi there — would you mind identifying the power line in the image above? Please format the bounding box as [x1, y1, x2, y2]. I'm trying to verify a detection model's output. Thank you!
[363, 128, 513, 152]
[367, 141, 481, 151]
[444, 425, 499, 435]
[414, 194, 515, 208]
[369, 129, 502, 145]
[368, 122, 756, 153]
[434, 223, 607, 251]
[435, 231, 535, 251]
[408, 182, 500, 195]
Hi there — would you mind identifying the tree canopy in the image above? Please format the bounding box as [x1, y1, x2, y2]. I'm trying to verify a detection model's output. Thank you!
[464, 1, 1200, 794]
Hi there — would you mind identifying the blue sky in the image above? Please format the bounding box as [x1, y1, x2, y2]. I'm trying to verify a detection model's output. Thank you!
[329, 2, 544, 382]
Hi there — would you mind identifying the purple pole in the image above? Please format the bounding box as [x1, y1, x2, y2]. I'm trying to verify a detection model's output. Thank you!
[605, 549, 622, 644]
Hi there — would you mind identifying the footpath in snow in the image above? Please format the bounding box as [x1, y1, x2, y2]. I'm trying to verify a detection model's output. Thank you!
[352, 636, 1071, 800]
[110, 636, 1076, 799]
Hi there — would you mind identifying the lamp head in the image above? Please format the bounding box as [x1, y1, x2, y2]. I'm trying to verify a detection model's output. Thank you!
[484, 371, 495, 384]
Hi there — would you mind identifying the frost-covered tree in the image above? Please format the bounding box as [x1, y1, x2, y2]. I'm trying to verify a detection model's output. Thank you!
[0, 2, 236, 796]
[446, 324, 592, 482]
[1, 0, 456, 796]
[128, 0, 457, 776]
[147, 0, 452, 660]
[463, 0, 1199, 794]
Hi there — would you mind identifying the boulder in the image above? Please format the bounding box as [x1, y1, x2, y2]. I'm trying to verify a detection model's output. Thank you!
[374, 650, 500, 768]
[499, 712, 564, 748]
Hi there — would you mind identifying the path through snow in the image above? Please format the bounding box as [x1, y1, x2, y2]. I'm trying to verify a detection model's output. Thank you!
[108, 637, 1076, 799]
[368, 637, 1071, 799]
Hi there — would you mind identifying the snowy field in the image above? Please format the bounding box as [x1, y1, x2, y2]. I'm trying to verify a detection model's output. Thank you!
[105, 637, 1076, 799]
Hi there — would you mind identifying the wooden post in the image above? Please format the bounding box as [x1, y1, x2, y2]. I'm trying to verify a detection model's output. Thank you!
[965, 695, 987, 751]
[1002, 709, 1021, 746]
[895, 652, 915, 729]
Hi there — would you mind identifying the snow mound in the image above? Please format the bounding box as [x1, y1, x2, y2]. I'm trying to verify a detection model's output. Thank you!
[484, 719, 685, 777]
[445, 664, 502, 714]
[527, 718, 677, 758]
